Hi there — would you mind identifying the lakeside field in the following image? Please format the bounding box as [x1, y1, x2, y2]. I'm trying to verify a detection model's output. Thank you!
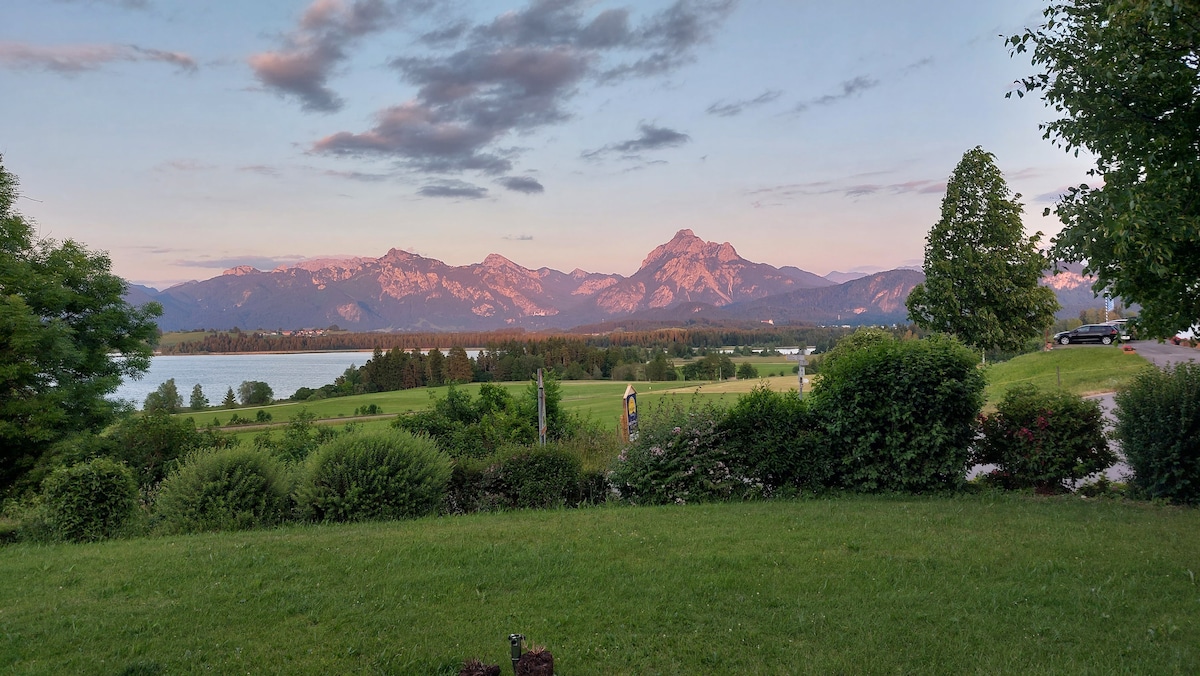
[200, 347, 1148, 447]
[2, 495, 1196, 674]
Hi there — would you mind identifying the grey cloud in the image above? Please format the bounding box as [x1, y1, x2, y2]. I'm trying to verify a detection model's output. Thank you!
[314, 0, 736, 176]
[582, 123, 690, 159]
[238, 164, 281, 176]
[1033, 187, 1071, 203]
[0, 41, 197, 74]
[706, 89, 781, 117]
[420, 21, 470, 45]
[497, 176, 545, 193]
[323, 169, 391, 182]
[902, 56, 934, 74]
[156, 159, 214, 171]
[173, 255, 306, 270]
[749, 176, 945, 200]
[794, 75, 879, 112]
[52, 0, 149, 9]
[599, 0, 735, 80]
[249, 0, 415, 112]
[502, 234, 534, 240]
[418, 180, 488, 198]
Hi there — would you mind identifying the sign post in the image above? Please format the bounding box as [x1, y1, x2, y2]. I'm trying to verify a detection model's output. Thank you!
[623, 384, 638, 443]
[787, 353, 808, 398]
[537, 369, 547, 446]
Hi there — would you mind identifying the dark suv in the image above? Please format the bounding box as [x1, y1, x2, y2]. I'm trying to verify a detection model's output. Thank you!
[1053, 324, 1120, 345]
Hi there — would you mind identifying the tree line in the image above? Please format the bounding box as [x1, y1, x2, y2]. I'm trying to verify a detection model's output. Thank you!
[156, 325, 853, 356]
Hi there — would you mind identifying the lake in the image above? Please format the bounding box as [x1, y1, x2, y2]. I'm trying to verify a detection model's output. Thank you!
[113, 349, 485, 408]
[112, 352, 375, 408]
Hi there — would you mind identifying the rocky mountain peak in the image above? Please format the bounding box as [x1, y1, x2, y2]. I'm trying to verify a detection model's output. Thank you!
[482, 253, 518, 269]
[639, 228, 734, 270]
[222, 265, 260, 276]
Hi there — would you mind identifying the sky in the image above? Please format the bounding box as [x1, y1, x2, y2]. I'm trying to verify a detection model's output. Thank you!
[0, 0, 1095, 289]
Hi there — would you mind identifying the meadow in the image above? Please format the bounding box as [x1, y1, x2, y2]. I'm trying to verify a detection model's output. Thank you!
[207, 346, 1145, 450]
[2, 495, 1196, 674]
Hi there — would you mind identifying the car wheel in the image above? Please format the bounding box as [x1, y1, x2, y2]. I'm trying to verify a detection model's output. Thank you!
[1059, 336, 1070, 345]
[1102, 336, 1113, 345]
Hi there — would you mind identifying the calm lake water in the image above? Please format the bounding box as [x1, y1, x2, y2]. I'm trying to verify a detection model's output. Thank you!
[112, 352, 376, 408]
[113, 350, 485, 409]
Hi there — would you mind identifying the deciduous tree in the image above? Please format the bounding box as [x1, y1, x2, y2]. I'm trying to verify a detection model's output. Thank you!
[144, 378, 183, 414]
[238, 380, 273, 406]
[906, 147, 1060, 352]
[1008, 1, 1200, 337]
[0, 156, 161, 490]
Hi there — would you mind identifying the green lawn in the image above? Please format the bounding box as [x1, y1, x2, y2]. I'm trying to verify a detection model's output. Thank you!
[983, 346, 1150, 405]
[2, 495, 1196, 674]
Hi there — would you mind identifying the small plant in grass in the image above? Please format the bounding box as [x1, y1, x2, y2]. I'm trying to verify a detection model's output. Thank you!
[154, 447, 293, 533]
[609, 397, 753, 505]
[296, 429, 451, 522]
[458, 658, 500, 676]
[975, 384, 1113, 493]
[1115, 362, 1200, 504]
[41, 457, 139, 542]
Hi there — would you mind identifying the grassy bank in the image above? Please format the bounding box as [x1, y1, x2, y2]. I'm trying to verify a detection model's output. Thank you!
[984, 346, 1149, 404]
[2, 495, 1197, 674]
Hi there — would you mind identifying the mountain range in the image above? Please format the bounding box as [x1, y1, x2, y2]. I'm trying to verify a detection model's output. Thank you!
[126, 230, 1107, 332]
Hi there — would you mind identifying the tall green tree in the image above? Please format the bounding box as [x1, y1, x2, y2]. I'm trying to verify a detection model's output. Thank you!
[1008, 1, 1200, 337]
[445, 346, 474, 383]
[906, 147, 1060, 352]
[189, 383, 208, 411]
[0, 156, 161, 490]
[143, 378, 183, 414]
[222, 387, 237, 409]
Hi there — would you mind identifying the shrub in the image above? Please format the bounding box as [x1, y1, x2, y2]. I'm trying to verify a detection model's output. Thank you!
[609, 398, 754, 505]
[719, 385, 830, 491]
[296, 430, 451, 522]
[253, 409, 335, 463]
[486, 445, 583, 510]
[41, 458, 139, 542]
[809, 334, 985, 493]
[154, 447, 293, 533]
[394, 381, 575, 459]
[443, 444, 594, 514]
[107, 412, 218, 488]
[975, 384, 1113, 493]
[1115, 362, 1200, 504]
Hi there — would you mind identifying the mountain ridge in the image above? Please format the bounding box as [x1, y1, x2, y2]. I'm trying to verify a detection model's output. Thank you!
[127, 231, 1108, 332]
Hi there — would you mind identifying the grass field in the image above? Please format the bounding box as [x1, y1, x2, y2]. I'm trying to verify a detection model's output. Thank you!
[203, 344, 1146, 440]
[195, 374, 807, 433]
[983, 345, 1150, 405]
[2, 495, 1197, 674]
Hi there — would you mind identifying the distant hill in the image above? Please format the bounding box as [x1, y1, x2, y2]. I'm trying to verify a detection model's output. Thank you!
[823, 270, 869, 284]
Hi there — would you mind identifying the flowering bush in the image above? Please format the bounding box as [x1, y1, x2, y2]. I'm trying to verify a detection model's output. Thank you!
[609, 398, 759, 505]
[976, 384, 1113, 493]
